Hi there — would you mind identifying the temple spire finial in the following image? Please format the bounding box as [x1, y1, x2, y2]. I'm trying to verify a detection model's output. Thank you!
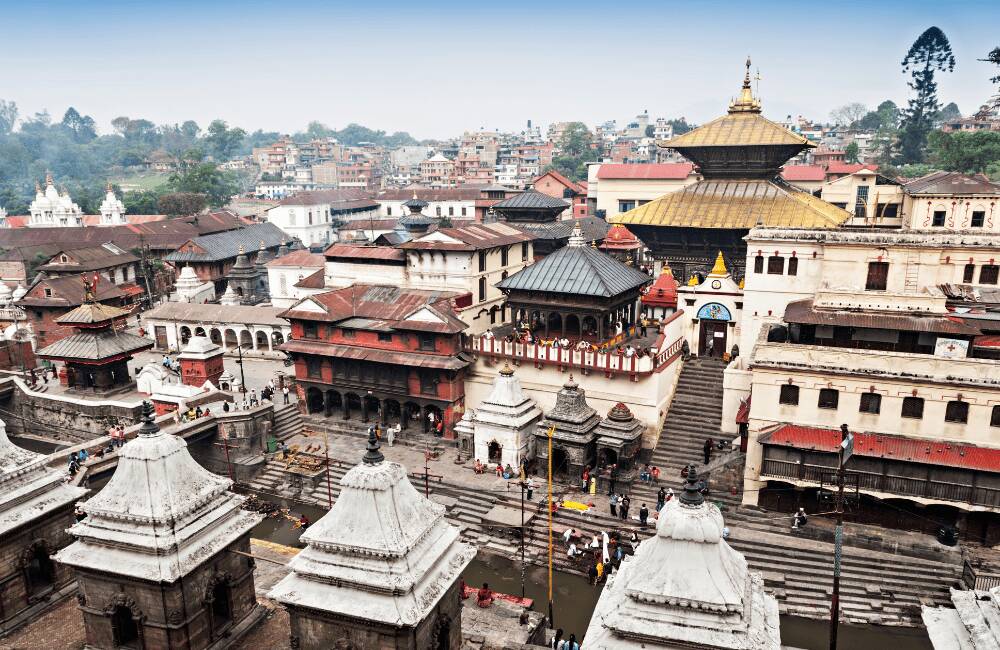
[729, 56, 761, 114]
[137, 400, 160, 438]
[709, 250, 728, 276]
[678, 464, 704, 506]
[362, 427, 384, 465]
[743, 56, 752, 88]
[106, 180, 113, 193]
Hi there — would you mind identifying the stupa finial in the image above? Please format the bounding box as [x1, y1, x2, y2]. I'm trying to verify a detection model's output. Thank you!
[362, 427, 384, 465]
[679, 464, 704, 506]
[729, 56, 762, 114]
[709, 251, 728, 276]
[499, 362, 514, 377]
[137, 400, 160, 438]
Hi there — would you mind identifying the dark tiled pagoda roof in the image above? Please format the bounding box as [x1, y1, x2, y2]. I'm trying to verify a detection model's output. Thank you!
[165, 222, 286, 263]
[510, 216, 609, 242]
[497, 242, 650, 298]
[36, 331, 153, 361]
[492, 189, 569, 211]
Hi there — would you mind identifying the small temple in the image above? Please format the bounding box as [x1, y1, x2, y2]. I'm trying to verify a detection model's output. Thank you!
[640, 265, 679, 321]
[491, 189, 608, 256]
[585, 465, 781, 649]
[593, 402, 645, 489]
[398, 195, 436, 235]
[269, 430, 475, 649]
[470, 363, 542, 467]
[534, 375, 601, 477]
[55, 402, 264, 649]
[0, 419, 86, 634]
[613, 58, 849, 281]
[598, 223, 643, 265]
[224, 245, 269, 305]
[35, 275, 153, 393]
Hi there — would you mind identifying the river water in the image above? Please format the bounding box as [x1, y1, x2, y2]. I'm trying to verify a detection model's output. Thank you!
[246, 495, 932, 649]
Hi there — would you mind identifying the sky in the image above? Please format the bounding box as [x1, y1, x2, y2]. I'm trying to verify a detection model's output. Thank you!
[2, 0, 999, 140]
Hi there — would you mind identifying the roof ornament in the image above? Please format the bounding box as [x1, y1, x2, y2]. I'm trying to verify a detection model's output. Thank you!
[35, 181, 42, 194]
[687, 274, 699, 286]
[499, 362, 514, 377]
[568, 221, 585, 248]
[728, 56, 762, 114]
[137, 400, 160, 438]
[106, 180, 113, 193]
[259, 239, 266, 251]
[238, 244, 245, 255]
[678, 463, 705, 506]
[709, 251, 728, 276]
[45, 171, 53, 186]
[362, 426, 384, 465]
[661, 264, 674, 277]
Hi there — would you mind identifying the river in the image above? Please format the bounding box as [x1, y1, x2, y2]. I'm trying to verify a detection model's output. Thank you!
[246, 495, 932, 648]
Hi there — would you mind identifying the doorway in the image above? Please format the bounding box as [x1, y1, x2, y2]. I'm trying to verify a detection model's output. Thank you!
[24, 545, 55, 596]
[551, 448, 569, 475]
[111, 606, 140, 648]
[154, 326, 168, 350]
[488, 441, 502, 463]
[699, 320, 727, 357]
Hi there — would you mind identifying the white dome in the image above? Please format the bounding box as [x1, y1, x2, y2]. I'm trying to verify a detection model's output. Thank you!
[11, 284, 26, 300]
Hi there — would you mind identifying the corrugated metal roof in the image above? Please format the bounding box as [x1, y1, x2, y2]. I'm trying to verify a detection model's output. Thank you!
[398, 222, 533, 251]
[904, 171, 1000, 196]
[784, 299, 981, 336]
[280, 285, 467, 333]
[164, 222, 286, 263]
[781, 165, 826, 182]
[37, 244, 138, 272]
[761, 424, 1000, 473]
[611, 179, 850, 229]
[497, 245, 650, 298]
[266, 250, 325, 268]
[323, 244, 406, 262]
[144, 302, 288, 326]
[510, 216, 609, 242]
[36, 331, 153, 361]
[56, 302, 130, 325]
[492, 189, 569, 211]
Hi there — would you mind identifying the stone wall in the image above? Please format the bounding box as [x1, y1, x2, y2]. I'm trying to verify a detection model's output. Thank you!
[187, 404, 273, 483]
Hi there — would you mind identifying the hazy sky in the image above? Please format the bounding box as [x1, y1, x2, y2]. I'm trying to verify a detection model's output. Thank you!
[3, 0, 998, 139]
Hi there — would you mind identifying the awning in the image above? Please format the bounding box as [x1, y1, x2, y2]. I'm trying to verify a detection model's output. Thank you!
[279, 338, 471, 371]
[784, 299, 981, 336]
[974, 335, 1000, 348]
[760, 424, 1000, 473]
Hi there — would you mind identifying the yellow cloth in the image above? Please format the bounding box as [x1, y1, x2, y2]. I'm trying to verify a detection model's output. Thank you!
[562, 501, 590, 511]
[589, 478, 596, 495]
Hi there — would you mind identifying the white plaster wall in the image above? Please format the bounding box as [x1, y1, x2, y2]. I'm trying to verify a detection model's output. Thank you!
[721, 359, 751, 437]
[596, 176, 696, 218]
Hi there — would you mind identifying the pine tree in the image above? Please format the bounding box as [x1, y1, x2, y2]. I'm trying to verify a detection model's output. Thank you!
[897, 27, 955, 164]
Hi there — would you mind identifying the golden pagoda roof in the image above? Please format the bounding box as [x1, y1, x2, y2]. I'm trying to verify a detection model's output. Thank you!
[610, 179, 851, 230]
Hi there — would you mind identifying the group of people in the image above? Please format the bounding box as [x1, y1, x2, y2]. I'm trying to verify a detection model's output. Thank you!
[25, 366, 55, 387]
[367, 422, 402, 446]
[637, 464, 661, 484]
[550, 629, 581, 650]
[160, 354, 181, 372]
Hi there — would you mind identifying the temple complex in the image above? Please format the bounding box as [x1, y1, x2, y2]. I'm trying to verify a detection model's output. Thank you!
[613, 59, 850, 282]
[55, 402, 264, 649]
[269, 431, 475, 649]
[224, 244, 269, 304]
[469, 363, 542, 467]
[675, 252, 743, 358]
[585, 467, 781, 649]
[35, 278, 153, 393]
[0, 420, 86, 634]
[534, 375, 601, 477]
[27, 173, 83, 228]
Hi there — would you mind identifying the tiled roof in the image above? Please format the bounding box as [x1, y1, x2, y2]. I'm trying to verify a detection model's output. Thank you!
[323, 244, 406, 262]
[825, 163, 878, 175]
[275, 189, 373, 207]
[534, 169, 585, 194]
[164, 222, 286, 263]
[280, 285, 466, 333]
[36, 331, 153, 361]
[611, 179, 850, 229]
[37, 244, 138, 272]
[761, 424, 1000, 473]
[497, 245, 650, 298]
[510, 215, 610, 242]
[293, 268, 325, 289]
[280, 338, 470, 370]
[663, 111, 812, 149]
[492, 189, 569, 211]
[266, 250, 325, 268]
[596, 163, 694, 180]
[398, 223, 533, 251]
[144, 302, 288, 327]
[16, 274, 124, 308]
[904, 171, 1000, 196]
[780, 165, 826, 182]
[784, 299, 981, 336]
[0, 220, 208, 253]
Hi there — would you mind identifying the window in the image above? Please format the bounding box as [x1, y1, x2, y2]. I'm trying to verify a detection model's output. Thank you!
[387, 206, 392, 216]
[377, 332, 392, 343]
[501, 247, 509, 266]
[59, 254, 68, 263]
[306, 356, 322, 378]
[461, 207, 467, 217]
[971, 211, 985, 228]
[787, 257, 798, 276]
[932, 210, 946, 227]
[618, 200, 636, 212]
[964, 264, 976, 283]
[859, 392, 881, 414]
[419, 370, 437, 394]
[945, 400, 969, 424]
[878, 203, 899, 219]
[854, 185, 869, 218]
[478, 251, 487, 272]
[981, 265, 999, 285]
[767, 256, 784, 274]
[308, 211, 313, 225]
[902, 396, 924, 419]
[478, 276, 487, 301]
[521, 242, 529, 262]
[303, 322, 318, 339]
[448, 206, 454, 216]
[991, 405, 1000, 427]
[865, 262, 889, 291]
[341, 328, 355, 339]
[753, 255, 764, 274]
[43, 288, 52, 297]
[818, 389, 839, 409]
[436, 206, 442, 216]
[418, 333, 435, 351]
[779, 384, 799, 405]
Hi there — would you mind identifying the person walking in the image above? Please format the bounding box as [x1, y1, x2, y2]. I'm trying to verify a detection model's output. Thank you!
[609, 493, 619, 518]
[282, 386, 290, 404]
[657, 487, 666, 511]
[639, 503, 649, 529]
[526, 477, 535, 500]
[620, 494, 631, 521]
[703, 438, 714, 465]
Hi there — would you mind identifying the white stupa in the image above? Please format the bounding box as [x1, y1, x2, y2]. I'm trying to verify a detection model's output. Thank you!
[0, 282, 12, 307]
[55, 402, 262, 582]
[98, 181, 126, 226]
[11, 284, 27, 301]
[585, 465, 781, 649]
[269, 430, 475, 631]
[28, 173, 83, 228]
[472, 363, 542, 467]
[219, 284, 240, 306]
[0, 418, 85, 539]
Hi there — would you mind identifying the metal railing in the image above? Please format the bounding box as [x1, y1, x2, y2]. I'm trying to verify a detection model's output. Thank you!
[963, 560, 1000, 591]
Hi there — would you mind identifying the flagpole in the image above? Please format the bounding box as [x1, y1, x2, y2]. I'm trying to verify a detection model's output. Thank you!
[547, 424, 554, 629]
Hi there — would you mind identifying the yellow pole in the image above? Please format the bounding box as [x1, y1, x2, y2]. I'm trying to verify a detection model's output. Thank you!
[547, 424, 554, 628]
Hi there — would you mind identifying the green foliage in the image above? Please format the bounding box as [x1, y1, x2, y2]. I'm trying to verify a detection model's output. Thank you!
[0, 100, 17, 135]
[328, 123, 417, 148]
[123, 190, 161, 215]
[204, 120, 247, 161]
[829, 103, 868, 127]
[936, 102, 962, 124]
[927, 130, 1000, 174]
[644, 125, 655, 138]
[437, 216, 454, 228]
[157, 192, 207, 217]
[898, 27, 956, 163]
[986, 162, 1000, 182]
[844, 142, 860, 164]
[982, 46, 1000, 84]
[667, 118, 692, 135]
[547, 122, 595, 182]
[167, 163, 238, 208]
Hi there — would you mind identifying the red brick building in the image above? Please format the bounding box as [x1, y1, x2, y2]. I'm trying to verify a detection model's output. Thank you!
[280, 285, 470, 437]
[15, 275, 130, 349]
[532, 170, 588, 218]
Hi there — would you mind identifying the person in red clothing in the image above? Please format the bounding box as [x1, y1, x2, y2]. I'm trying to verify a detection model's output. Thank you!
[477, 583, 493, 607]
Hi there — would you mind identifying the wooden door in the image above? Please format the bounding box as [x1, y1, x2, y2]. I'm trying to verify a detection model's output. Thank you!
[154, 326, 168, 350]
[699, 321, 727, 357]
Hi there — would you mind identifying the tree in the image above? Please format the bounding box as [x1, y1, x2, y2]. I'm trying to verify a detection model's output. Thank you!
[844, 142, 860, 163]
[304, 121, 334, 139]
[547, 122, 595, 181]
[204, 120, 247, 161]
[0, 99, 17, 135]
[981, 46, 1000, 84]
[123, 190, 162, 215]
[667, 118, 692, 135]
[644, 125, 655, 138]
[937, 102, 962, 124]
[60, 107, 97, 143]
[157, 191, 207, 217]
[927, 130, 1000, 174]
[898, 27, 955, 163]
[437, 216, 454, 228]
[830, 103, 868, 127]
[111, 116, 131, 136]
[167, 163, 238, 207]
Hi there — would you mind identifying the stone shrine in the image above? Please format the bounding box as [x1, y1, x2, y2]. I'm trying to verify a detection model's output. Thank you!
[0, 419, 86, 634]
[55, 402, 264, 649]
[593, 402, 645, 489]
[178, 335, 225, 388]
[269, 431, 475, 650]
[534, 375, 601, 478]
[585, 466, 781, 649]
[471, 363, 542, 468]
[224, 245, 268, 304]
